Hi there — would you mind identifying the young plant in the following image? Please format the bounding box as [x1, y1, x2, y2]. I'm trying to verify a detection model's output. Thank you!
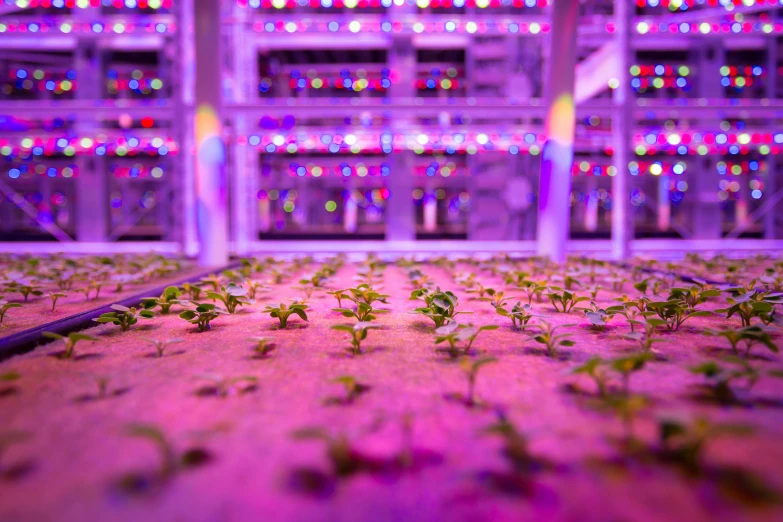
[624, 319, 668, 352]
[449, 356, 497, 407]
[0, 298, 22, 325]
[528, 321, 575, 357]
[466, 281, 493, 299]
[121, 423, 211, 487]
[609, 353, 653, 397]
[179, 302, 228, 332]
[477, 289, 511, 309]
[327, 289, 351, 308]
[324, 376, 371, 405]
[7, 277, 42, 302]
[290, 427, 364, 477]
[41, 331, 99, 359]
[181, 282, 204, 301]
[546, 288, 590, 313]
[206, 283, 250, 314]
[94, 305, 155, 332]
[141, 338, 185, 358]
[717, 289, 782, 327]
[263, 302, 309, 329]
[48, 292, 66, 313]
[496, 301, 537, 331]
[410, 288, 471, 328]
[514, 280, 548, 305]
[570, 357, 610, 397]
[195, 374, 258, 397]
[348, 284, 389, 306]
[247, 337, 276, 358]
[331, 322, 381, 355]
[333, 301, 386, 322]
[690, 357, 783, 405]
[579, 302, 617, 330]
[244, 279, 269, 300]
[644, 299, 712, 331]
[703, 326, 778, 357]
[434, 322, 498, 358]
[141, 286, 182, 314]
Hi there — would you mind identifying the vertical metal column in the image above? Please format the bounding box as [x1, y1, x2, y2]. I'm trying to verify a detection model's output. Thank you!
[611, 0, 633, 259]
[765, 36, 780, 239]
[385, 14, 416, 242]
[194, 0, 228, 266]
[74, 33, 107, 242]
[178, 0, 199, 256]
[537, 0, 579, 262]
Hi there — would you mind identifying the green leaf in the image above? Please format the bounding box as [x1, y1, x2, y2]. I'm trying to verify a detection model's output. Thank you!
[41, 331, 64, 341]
[180, 310, 197, 320]
[292, 308, 308, 321]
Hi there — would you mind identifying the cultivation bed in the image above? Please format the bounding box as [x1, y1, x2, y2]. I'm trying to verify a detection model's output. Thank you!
[1, 254, 783, 522]
[0, 255, 205, 340]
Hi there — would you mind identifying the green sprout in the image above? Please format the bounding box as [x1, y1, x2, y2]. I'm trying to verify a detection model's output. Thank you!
[121, 423, 212, 486]
[624, 319, 669, 352]
[348, 284, 389, 306]
[0, 298, 22, 325]
[546, 288, 590, 313]
[94, 304, 155, 332]
[690, 357, 783, 405]
[141, 338, 185, 358]
[609, 353, 654, 397]
[410, 288, 471, 328]
[717, 288, 782, 327]
[528, 321, 575, 357]
[263, 302, 309, 329]
[466, 282, 493, 299]
[244, 279, 269, 300]
[247, 336, 276, 358]
[496, 301, 537, 331]
[448, 356, 497, 407]
[477, 289, 511, 309]
[47, 292, 66, 313]
[434, 322, 498, 358]
[327, 289, 351, 308]
[141, 286, 182, 314]
[7, 277, 42, 302]
[179, 302, 228, 332]
[333, 301, 386, 322]
[324, 376, 371, 405]
[704, 326, 778, 357]
[331, 322, 381, 355]
[206, 283, 250, 314]
[181, 282, 203, 301]
[41, 331, 99, 359]
[570, 357, 610, 398]
[195, 374, 258, 397]
[644, 299, 713, 331]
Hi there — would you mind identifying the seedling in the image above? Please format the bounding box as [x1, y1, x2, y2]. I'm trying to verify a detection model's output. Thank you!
[514, 280, 548, 305]
[195, 374, 258, 397]
[466, 282, 493, 299]
[331, 322, 381, 355]
[333, 302, 386, 322]
[668, 285, 723, 309]
[704, 326, 778, 357]
[141, 286, 182, 314]
[7, 277, 42, 302]
[578, 302, 617, 330]
[47, 292, 66, 313]
[496, 301, 537, 331]
[290, 427, 364, 477]
[206, 283, 250, 314]
[624, 319, 669, 352]
[141, 338, 185, 358]
[528, 321, 575, 357]
[717, 288, 782, 327]
[121, 423, 211, 487]
[570, 357, 610, 397]
[327, 289, 351, 308]
[41, 331, 99, 359]
[689, 357, 783, 405]
[0, 298, 22, 325]
[263, 302, 309, 329]
[546, 288, 590, 313]
[325, 376, 371, 405]
[645, 299, 712, 331]
[452, 356, 497, 407]
[200, 274, 223, 293]
[484, 412, 544, 475]
[89, 280, 105, 300]
[348, 284, 389, 306]
[181, 282, 204, 301]
[94, 305, 155, 332]
[78, 286, 92, 301]
[248, 336, 276, 357]
[609, 353, 653, 397]
[410, 288, 471, 328]
[477, 290, 511, 309]
[434, 322, 498, 358]
[244, 279, 269, 299]
[179, 302, 228, 332]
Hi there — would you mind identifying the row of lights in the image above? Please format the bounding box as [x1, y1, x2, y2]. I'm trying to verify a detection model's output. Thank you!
[0, 21, 174, 34]
[11, 0, 171, 7]
[6, 164, 78, 179]
[0, 136, 177, 158]
[241, 0, 548, 8]
[637, 0, 782, 10]
[253, 19, 548, 35]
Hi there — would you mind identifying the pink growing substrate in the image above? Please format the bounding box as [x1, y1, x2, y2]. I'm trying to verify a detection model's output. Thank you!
[1, 257, 783, 522]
